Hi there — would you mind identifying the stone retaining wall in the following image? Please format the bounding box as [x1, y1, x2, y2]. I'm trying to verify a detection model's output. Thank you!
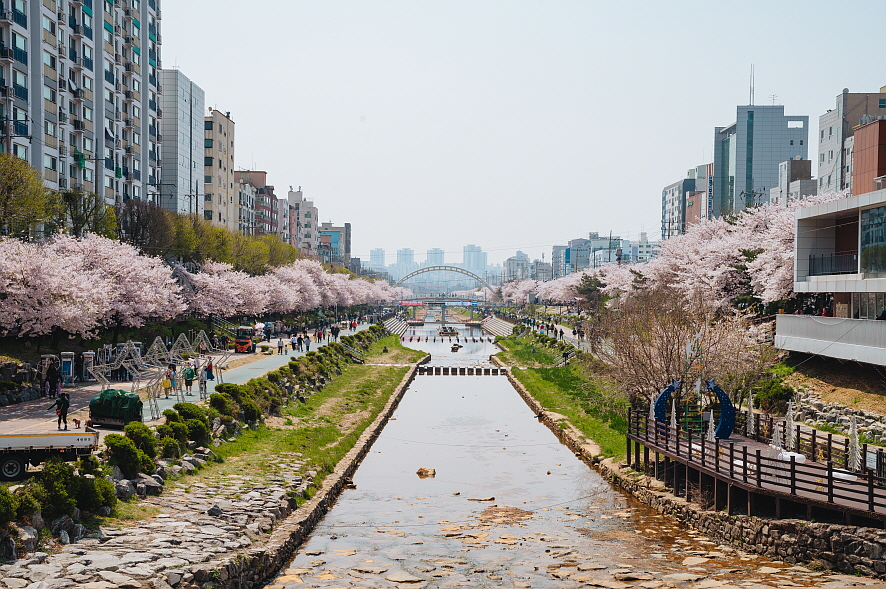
[793, 388, 886, 445]
[493, 355, 886, 579]
[189, 358, 425, 589]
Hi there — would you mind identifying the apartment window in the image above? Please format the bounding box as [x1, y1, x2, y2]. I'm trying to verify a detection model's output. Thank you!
[205, 120, 213, 131]
[83, 13, 92, 30]
[204, 193, 212, 202]
[83, 76, 93, 92]
[13, 144, 27, 159]
[83, 106, 93, 121]
[800, 140, 804, 145]
[104, 176, 114, 189]
[42, 15, 56, 36]
[43, 86, 56, 103]
[43, 51, 57, 70]
[103, 27, 113, 45]
[133, 186, 140, 199]
[879, 99, 886, 109]
[790, 140, 794, 146]
[132, 105, 140, 119]
[132, 78, 140, 92]
[13, 69, 26, 88]
[45, 120, 56, 137]
[131, 51, 140, 65]
[829, 126, 833, 138]
[204, 175, 212, 183]
[105, 1, 113, 14]
[84, 137, 93, 153]
[205, 138, 213, 148]
[104, 88, 113, 103]
[133, 159, 140, 171]
[820, 153, 825, 164]
[104, 59, 113, 74]
[44, 155, 57, 171]
[204, 157, 213, 166]
[133, 132, 140, 145]
[204, 211, 213, 221]
[820, 130, 824, 141]
[84, 168, 94, 182]
[828, 150, 833, 161]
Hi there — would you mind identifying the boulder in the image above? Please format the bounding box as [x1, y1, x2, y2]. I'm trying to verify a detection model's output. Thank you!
[0, 534, 17, 560]
[207, 504, 223, 517]
[17, 525, 39, 552]
[115, 479, 136, 500]
[416, 467, 436, 478]
[50, 515, 74, 536]
[58, 530, 70, 545]
[112, 465, 125, 481]
[97, 506, 112, 517]
[71, 523, 86, 543]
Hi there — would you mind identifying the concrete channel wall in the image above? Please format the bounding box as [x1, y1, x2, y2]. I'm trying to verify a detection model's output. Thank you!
[491, 356, 886, 579]
[186, 358, 427, 589]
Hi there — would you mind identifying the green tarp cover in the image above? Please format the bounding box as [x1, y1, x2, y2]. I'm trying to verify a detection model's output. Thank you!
[89, 389, 142, 422]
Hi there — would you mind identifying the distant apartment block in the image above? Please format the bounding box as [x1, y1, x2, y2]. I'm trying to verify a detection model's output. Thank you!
[287, 187, 318, 256]
[318, 221, 351, 266]
[817, 86, 886, 194]
[203, 109, 235, 229]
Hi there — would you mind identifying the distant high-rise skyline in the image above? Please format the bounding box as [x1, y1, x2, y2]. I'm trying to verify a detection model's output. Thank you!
[426, 248, 445, 265]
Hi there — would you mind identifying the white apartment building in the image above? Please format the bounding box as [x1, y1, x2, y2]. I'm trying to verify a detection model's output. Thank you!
[1, 0, 162, 204]
[287, 187, 318, 256]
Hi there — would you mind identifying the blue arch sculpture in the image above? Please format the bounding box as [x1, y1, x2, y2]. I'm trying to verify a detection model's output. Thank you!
[706, 379, 735, 439]
[653, 380, 682, 426]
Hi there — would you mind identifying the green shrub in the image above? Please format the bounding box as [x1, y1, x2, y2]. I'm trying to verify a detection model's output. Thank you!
[214, 383, 242, 402]
[173, 402, 208, 424]
[15, 491, 40, 520]
[209, 392, 238, 416]
[156, 424, 174, 440]
[75, 476, 117, 512]
[240, 397, 261, 423]
[755, 377, 794, 415]
[104, 434, 154, 479]
[31, 459, 78, 520]
[159, 437, 181, 459]
[77, 455, 105, 477]
[163, 408, 180, 423]
[0, 486, 19, 526]
[124, 421, 157, 458]
[267, 372, 280, 383]
[185, 419, 210, 445]
[168, 421, 189, 444]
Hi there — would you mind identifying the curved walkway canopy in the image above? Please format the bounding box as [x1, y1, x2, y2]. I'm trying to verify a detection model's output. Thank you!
[394, 265, 493, 292]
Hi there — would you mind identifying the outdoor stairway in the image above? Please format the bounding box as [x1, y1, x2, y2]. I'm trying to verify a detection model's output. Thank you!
[383, 317, 409, 336]
[481, 316, 514, 338]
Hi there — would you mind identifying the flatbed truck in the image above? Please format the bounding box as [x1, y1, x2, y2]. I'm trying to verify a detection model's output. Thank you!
[0, 429, 100, 481]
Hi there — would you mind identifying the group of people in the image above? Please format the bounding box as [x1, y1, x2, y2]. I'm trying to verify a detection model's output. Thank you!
[162, 359, 214, 399]
[273, 320, 362, 355]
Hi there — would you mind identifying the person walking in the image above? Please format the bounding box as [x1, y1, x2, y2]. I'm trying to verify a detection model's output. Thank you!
[305, 335, 311, 352]
[48, 393, 70, 430]
[162, 368, 173, 399]
[198, 366, 208, 399]
[183, 362, 196, 396]
[290, 333, 297, 353]
[296, 335, 304, 352]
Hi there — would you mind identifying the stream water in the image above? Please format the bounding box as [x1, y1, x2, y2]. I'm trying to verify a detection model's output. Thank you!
[267, 324, 851, 589]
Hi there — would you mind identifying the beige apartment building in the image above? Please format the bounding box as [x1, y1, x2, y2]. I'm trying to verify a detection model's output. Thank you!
[203, 108, 235, 229]
[2, 0, 162, 204]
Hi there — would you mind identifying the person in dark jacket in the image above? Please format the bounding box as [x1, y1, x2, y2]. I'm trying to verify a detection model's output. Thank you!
[48, 393, 70, 430]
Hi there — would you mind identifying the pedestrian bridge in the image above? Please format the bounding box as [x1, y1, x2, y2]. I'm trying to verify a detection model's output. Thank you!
[394, 265, 493, 292]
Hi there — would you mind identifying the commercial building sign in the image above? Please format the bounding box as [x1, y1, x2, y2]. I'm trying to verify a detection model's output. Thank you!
[400, 300, 426, 306]
[707, 173, 714, 220]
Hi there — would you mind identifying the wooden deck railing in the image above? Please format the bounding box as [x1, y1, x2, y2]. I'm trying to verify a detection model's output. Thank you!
[627, 410, 886, 516]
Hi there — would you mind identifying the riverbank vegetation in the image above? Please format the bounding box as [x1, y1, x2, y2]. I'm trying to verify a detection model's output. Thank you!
[496, 330, 627, 458]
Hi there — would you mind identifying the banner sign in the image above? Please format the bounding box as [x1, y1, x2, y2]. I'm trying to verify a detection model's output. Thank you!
[400, 300, 426, 306]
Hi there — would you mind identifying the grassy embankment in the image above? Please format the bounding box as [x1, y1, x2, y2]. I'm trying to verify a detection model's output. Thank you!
[496, 332, 627, 458]
[176, 335, 426, 502]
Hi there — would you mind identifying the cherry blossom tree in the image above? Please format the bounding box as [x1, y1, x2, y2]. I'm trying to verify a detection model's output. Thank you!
[0, 238, 114, 337]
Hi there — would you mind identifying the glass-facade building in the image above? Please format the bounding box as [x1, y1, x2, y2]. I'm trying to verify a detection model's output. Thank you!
[159, 68, 204, 215]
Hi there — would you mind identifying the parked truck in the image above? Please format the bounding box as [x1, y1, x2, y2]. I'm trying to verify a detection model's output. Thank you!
[0, 429, 100, 481]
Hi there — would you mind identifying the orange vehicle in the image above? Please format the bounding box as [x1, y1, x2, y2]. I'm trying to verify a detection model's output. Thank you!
[234, 326, 255, 353]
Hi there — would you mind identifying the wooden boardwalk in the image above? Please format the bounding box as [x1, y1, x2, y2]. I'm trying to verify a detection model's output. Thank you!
[626, 411, 886, 527]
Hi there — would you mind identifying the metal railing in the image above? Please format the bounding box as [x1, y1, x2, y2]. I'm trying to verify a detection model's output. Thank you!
[627, 410, 886, 515]
[809, 252, 858, 276]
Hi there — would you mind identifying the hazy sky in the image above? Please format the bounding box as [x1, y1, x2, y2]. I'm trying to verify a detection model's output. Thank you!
[164, 1, 885, 265]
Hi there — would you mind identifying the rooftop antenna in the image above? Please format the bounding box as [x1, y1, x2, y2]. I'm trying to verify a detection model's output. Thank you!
[749, 64, 755, 106]
[769, 94, 778, 105]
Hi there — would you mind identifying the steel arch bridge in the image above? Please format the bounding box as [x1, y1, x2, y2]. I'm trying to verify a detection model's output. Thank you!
[394, 265, 493, 292]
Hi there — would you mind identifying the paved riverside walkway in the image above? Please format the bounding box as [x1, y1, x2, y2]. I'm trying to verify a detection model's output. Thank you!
[0, 323, 373, 437]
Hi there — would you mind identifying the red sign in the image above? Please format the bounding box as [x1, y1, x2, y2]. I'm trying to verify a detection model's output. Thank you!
[400, 300, 426, 306]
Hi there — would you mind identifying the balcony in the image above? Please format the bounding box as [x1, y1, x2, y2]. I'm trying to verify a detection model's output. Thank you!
[776, 315, 886, 366]
[11, 9, 25, 28]
[84, 57, 93, 70]
[69, 22, 82, 36]
[104, 158, 114, 171]
[12, 83, 26, 100]
[13, 120, 27, 136]
[13, 47, 26, 65]
[809, 252, 858, 276]
[104, 70, 115, 85]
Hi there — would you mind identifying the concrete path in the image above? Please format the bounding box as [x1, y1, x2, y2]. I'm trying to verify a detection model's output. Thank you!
[0, 323, 373, 436]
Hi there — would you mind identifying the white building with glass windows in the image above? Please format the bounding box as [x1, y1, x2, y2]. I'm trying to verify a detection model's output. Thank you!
[776, 188, 886, 366]
[159, 68, 204, 215]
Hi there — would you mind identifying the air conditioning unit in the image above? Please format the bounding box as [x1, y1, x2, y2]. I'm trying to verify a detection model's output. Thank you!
[73, 119, 84, 130]
[59, 145, 68, 155]
[57, 11, 65, 22]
